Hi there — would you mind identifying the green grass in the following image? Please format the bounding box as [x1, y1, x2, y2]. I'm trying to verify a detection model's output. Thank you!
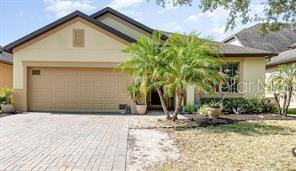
[288, 108, 296, 115]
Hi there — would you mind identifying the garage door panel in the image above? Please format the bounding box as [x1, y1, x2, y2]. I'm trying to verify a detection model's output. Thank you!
[55, 80, 68, 88]
[31, 89, 54, 98]
[105, 104, 117, 111]
[55, 91, 67, 98]
[30, 102, 54, 111]
[105, 79, 117, 89]
[92, 80, 105, 88]
[29, 67, 131, 112]
[68, 80, 81, 88]
[81, 80, 91, 87]
[31, 80, 53, 89]
[55, 103, 66, 110]
[80, 91, 92, 98]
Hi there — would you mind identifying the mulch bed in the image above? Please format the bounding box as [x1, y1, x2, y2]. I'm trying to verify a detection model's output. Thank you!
[185, 113, 296, 127]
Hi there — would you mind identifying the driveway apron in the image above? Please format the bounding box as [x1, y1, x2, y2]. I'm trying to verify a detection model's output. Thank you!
[0, 113, 128, 171]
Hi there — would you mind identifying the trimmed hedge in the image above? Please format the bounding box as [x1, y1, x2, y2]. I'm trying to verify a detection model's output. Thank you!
[200, 97, 276, 114]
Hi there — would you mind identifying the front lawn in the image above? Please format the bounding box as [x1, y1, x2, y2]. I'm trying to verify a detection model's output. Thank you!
[149, 120, 296, 170]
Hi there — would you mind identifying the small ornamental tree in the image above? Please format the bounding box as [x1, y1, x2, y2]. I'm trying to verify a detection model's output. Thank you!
[117, 32, 172, 119]
[267, 63, 296, 116]
[163, 33, 224, 121]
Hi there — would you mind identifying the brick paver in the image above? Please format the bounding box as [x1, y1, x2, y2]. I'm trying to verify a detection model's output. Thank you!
[0, 113, 128, 171]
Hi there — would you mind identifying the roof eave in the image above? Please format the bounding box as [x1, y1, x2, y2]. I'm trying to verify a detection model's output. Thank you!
[4, 10, 136, 53]
[0, 59, 13, 65]
[220, 53, 278, 57]
[90, 7, 168, 40]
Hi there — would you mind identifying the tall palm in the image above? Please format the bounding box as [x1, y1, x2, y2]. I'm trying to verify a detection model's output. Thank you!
[117, 32, 172, 119]
[163, 33, 224, 121]
[268, 63, 296, 116]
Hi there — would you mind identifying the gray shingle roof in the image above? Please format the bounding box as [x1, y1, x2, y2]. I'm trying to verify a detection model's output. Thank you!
[223, 23, 296, 53]
[211, 41, 276, 57]
[0, 50, 13, 64]
[267, 48, 296, 66]
[160, 31, 276, 57]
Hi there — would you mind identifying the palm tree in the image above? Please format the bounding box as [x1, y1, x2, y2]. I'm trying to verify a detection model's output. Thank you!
[163, 33, 224, 121]
[268, 63, 296, 116]
[117, 32, 172, 119]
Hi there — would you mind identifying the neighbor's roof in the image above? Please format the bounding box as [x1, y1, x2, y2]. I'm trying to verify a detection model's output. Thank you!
[267, 48, 296, 66]
[160, 31, 277, 57]
[0, 48, 13, 64]
[4, 7, 276, 57]
[223, 23, 296, 53]
[211, 41, 277, 57]
[4, 10, 136, 53]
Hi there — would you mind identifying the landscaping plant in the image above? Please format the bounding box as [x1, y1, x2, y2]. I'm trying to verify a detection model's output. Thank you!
[117, 32, 172, 119]
[184, 104, 195, 114]
[128, 82, 146, 105]
[0, 87, 14, 105]
[0, 87, 15, 114]
[201, 97, 275, 114]
[163, 33, 224, 121]
[267, 63, 296, 116]
[197, 105, 208, 116]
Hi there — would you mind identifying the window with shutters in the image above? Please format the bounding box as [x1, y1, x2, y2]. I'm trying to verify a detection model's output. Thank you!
[73, 29, 84, 47]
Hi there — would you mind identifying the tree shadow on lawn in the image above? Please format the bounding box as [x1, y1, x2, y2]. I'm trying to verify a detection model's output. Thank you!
[175, 119, 296, 136]
[203, 121, 296, 136]
[180, 114, 296, 136]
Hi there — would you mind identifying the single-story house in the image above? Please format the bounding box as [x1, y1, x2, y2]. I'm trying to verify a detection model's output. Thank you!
[4, 7, 276, 113]
[0, 47, 13, 88]
[223, 24, 296, 108]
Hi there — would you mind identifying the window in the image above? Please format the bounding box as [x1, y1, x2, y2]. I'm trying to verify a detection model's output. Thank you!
[32, 70, 40, 75]
[73, 29, 84, 47]
[219, 63, 240, 93]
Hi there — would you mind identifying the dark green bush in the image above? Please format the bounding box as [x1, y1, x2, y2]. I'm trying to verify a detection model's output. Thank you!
[0, 97, 4, 110]
[200, 97, 276, 114]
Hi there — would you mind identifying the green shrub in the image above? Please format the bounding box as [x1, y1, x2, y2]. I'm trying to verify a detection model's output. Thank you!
[0, 97, 5, 104]
[183, 104, 196, 113]
[200, 97, 276, 114]
[197, 105, 208, 116]
[186, 104, 196, 113]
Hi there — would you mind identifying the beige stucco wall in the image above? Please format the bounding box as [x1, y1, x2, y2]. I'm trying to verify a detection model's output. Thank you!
[190, 57, 266, 104]
[266, 65, 296, 108]
[0, 63, 13, 88]
[12, 17, 136, 112]
[97, 13, 150, 40]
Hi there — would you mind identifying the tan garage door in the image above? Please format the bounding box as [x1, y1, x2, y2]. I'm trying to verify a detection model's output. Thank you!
[28, 67, 131, 112]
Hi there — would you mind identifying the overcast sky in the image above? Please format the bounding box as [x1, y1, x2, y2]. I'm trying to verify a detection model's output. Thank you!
[0, 0, 264, 45]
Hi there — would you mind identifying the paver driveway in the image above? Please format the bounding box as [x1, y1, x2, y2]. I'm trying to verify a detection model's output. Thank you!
[0, 113, 128, 171]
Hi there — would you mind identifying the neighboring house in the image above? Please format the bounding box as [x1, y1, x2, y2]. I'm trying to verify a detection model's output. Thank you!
[223, 23, 296, 108]
[0, 47, 13, 88]
[223, 23, 296, 53]
[4, 7, 276, 113]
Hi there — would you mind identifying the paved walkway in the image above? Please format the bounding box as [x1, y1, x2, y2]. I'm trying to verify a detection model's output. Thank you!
[0, 113, 128, 171]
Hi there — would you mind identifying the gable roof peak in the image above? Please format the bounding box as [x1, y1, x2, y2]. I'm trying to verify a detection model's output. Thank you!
[90, 7, 168, 40]
[4, 9, 136, 53]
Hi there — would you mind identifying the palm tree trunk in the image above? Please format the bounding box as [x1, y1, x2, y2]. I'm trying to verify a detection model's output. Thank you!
[274, 93, 282, 115]
[282, 93, 287, 115]
[156, 88, 171, 120]
[284, 87, 293, 116]
[172, 90, 184, 121]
